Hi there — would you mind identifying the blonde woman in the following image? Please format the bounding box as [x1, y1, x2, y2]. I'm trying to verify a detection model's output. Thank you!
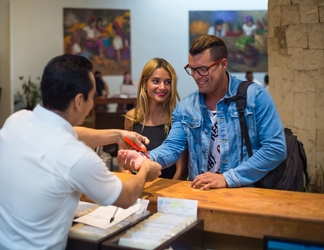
[123, 58, 188, 179]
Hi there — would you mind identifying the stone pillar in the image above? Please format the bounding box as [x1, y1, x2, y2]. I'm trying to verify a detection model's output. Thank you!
[268, 0, 324, 190]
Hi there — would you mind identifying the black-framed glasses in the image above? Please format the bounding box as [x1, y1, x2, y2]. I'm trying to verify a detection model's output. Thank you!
[184, 58, 223, 76]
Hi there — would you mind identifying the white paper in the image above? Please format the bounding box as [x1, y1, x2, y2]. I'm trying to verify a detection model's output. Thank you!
[135, 198, 150, 215]
[157, 197, 198, 218]
[75, 201, 100, 218]
[74, 202, 140, 229]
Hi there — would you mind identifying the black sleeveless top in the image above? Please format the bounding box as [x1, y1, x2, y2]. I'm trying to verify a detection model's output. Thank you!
[133, 123, 176, 179]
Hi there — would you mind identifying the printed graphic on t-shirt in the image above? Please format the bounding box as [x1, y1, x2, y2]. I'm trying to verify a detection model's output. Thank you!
[208, 111, 220, 173]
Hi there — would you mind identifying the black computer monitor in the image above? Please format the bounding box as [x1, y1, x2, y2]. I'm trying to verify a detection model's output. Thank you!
[264, 236, 324, 250]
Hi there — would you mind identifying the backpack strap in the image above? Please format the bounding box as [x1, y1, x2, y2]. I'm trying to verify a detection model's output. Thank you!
[299, 142, 310, 185]
[225, 81, 253, 161]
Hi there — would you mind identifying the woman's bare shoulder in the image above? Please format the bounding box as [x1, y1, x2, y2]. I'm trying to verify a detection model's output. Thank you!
[125, 108, 135, 118]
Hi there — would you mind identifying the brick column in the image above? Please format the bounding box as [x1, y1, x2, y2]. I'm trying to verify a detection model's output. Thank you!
[268, 0, 324, 190]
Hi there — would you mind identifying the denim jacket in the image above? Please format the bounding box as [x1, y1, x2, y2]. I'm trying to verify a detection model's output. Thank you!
[149, 72, 286, 187]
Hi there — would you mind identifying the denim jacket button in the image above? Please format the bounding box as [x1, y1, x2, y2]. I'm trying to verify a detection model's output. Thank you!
[204, 130, 208, 134]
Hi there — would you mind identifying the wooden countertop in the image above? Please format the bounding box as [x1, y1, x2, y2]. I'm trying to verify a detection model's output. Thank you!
[114, 172, 324, 242]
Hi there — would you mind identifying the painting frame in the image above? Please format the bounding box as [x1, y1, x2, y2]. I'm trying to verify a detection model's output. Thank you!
[63, 8, 131, 76]
[189, 10, 268, 73]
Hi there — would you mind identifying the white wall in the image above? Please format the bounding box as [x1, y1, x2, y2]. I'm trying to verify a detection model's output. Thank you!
[10, 0, 267, 110]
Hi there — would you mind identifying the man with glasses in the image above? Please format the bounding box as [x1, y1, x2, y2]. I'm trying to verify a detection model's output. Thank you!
[118, 35, 286, 190]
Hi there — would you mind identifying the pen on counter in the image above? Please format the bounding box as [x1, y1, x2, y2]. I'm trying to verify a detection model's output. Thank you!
[110, 207, 119, 223]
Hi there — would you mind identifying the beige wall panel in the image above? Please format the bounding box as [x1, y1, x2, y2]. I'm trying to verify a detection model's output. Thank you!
[281, 5, 300, 25]
[300, 0, 319, 24]
[308, 23, 324, 49]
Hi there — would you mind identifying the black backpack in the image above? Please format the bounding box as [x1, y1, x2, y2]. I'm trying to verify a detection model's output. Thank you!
[225, 81, 310, 191]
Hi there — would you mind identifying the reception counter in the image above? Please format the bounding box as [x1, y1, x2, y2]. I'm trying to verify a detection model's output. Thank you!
[113, 172, 324, 249]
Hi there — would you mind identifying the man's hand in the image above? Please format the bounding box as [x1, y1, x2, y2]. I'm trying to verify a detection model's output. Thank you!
[190, 172, 228, 190]
[117, 149, 146, 172]
[113, 158, 162, 208]
[118, 131, 150, 150]
[138, 159, 162, 182]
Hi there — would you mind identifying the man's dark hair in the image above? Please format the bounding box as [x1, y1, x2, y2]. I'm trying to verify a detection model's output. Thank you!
[189, 35, 228, 61]
[41, 54, 93, 111]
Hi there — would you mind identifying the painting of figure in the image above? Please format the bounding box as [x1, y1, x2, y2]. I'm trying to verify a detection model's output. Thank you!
[189, 10, 268, 72]
[63, 8, 131, 75]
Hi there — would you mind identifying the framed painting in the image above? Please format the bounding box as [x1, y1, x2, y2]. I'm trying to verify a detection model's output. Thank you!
[63, 8, 131, 76]
[189, 10, 268, 72]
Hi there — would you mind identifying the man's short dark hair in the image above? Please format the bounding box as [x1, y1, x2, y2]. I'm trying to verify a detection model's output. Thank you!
[41, 54, 93, 111]
[189, 35, 228, 61]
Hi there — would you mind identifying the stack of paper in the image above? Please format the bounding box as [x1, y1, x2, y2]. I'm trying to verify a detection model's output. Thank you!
[74, 199, 149, 229]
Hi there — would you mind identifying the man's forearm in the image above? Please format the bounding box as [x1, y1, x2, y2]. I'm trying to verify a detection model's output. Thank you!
[74, 126, 122, 148]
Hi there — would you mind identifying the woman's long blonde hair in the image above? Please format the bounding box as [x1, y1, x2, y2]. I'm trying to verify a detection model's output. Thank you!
[128, 58, 180, 135]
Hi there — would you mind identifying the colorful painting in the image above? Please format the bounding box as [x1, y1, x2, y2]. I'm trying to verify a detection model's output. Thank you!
[63, 8, 131, 76]
[189, 10, 268, 72]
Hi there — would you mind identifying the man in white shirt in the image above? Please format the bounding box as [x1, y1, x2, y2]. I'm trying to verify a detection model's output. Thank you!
[0, 54, 161, 250]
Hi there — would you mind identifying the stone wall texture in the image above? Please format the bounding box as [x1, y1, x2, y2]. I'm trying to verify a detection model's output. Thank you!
[268, 0, 324, 189]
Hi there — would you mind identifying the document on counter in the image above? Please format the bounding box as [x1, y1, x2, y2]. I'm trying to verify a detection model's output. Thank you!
[75, 201, 100, 218]
[74, 199, 146, 229]
[157, 197, 198, 218]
